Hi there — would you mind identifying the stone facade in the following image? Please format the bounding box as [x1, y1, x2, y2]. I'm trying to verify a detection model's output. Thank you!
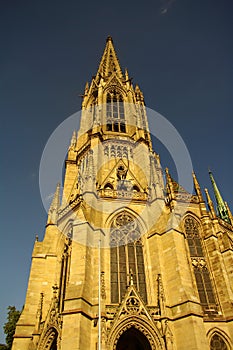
[12, 37, 233, 350]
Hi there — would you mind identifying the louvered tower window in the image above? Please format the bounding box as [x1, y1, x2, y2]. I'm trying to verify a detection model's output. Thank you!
[184, 217, 216, 311]
[110, 212, 147, 303]
[106, 91, 125, 132]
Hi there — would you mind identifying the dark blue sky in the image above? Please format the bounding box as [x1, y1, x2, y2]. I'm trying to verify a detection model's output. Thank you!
[1, 0, 232, 342]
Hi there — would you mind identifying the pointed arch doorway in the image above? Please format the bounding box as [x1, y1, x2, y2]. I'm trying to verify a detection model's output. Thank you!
[116, 327, 152, 350]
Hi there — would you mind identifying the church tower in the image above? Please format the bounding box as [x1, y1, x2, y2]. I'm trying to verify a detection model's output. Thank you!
[12, 37, 233, 350]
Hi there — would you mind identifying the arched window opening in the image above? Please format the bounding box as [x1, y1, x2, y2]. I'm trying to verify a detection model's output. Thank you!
[110, 212, 147, 303]
[42, 328, 58, 350]
[58, 242, 71, 312]
[210, 334, 228, 350]
[106, 91, 125, 133]
[133, 185, 140, 192]
[184, 217, 216, 311]
[50, 335, 58, 350]
[104, 183, 114, 190]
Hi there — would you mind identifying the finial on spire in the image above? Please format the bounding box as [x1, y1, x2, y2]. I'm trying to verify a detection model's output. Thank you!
[209, 170, 231, 224]
[84, 81, 89, 95]
[106, 35, 113, 42]
[69, 130, 77, 149]
[125, 68, 129, 81]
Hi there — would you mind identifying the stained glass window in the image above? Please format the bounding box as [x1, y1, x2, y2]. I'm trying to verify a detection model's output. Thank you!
[210, 334, 228, 350]
[110, 212, 147, 303]
[184, 216, 216, 311]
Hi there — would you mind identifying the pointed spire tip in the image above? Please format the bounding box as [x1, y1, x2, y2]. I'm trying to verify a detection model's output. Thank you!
[106, 35, 113, 42]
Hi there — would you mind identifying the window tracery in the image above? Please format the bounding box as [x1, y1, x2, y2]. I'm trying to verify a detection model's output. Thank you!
[210, 334, 228, 350]
[184, 216, 216, 311]
[110, 212, 147, 303]
[106, 90, 125, 133]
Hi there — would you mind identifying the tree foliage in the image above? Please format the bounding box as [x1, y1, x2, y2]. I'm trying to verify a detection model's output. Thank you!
[3, 306, 21, 350]
[0, 345, 8, 350]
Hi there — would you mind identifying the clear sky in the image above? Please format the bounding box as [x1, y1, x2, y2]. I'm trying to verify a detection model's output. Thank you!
[1, 0, 232, 343]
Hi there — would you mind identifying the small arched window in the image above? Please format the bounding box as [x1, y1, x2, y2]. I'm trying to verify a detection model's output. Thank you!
[210, 334, 228, 350]
[104, 183, 114, 190]
[106, 90, 125, 133]
[110, 212, 147, 303]
[184, 216, 216, 311]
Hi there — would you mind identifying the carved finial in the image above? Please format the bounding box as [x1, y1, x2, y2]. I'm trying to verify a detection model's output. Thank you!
[52, 284, 58, 298]
[165, 168, 174, 197]
[69, 130, 76, 148]
[125, 68, 129, 81]
[35, 234, 38, 242]
[106, 35, 113, 42]
[84, 81, 89, 95]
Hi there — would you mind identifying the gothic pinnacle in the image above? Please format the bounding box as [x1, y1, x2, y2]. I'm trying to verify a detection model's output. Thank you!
[69, 130, 77, 148]
[192, 171, 204, 202]
[204, 188, 216, 219]
[47, 183, 61, 225]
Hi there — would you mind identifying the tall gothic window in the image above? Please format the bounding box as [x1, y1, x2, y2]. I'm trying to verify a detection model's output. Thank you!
[106, 90, 126, 133]
[58, 239, 72, 312]
[184, 217, 216, 311]
[210, 334, 228, 350]
[110, 212, 147, 303]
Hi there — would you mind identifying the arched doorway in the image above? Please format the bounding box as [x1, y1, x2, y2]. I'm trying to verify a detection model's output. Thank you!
[116, 327, 152, 350]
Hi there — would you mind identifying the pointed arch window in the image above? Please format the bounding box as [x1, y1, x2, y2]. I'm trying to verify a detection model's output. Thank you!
[210, 334, 228, 350]
[106, 90, 126, 133]
[110, 212, 147, 303]
[58, 238, 72, 312]
[184, 217, 217, 312]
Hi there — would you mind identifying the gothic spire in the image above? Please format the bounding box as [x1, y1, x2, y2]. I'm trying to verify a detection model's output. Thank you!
[209, 170, 231, 224]
[95, 36, 123, 82]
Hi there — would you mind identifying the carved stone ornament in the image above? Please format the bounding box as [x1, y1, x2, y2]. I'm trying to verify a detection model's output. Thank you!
[37, 286, 62, 350]
[106, 285, 166, 350]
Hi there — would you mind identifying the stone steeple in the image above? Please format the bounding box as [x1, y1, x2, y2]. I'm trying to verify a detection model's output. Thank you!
[80, 36, 151, 149]
[96, 36, 123, 81]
